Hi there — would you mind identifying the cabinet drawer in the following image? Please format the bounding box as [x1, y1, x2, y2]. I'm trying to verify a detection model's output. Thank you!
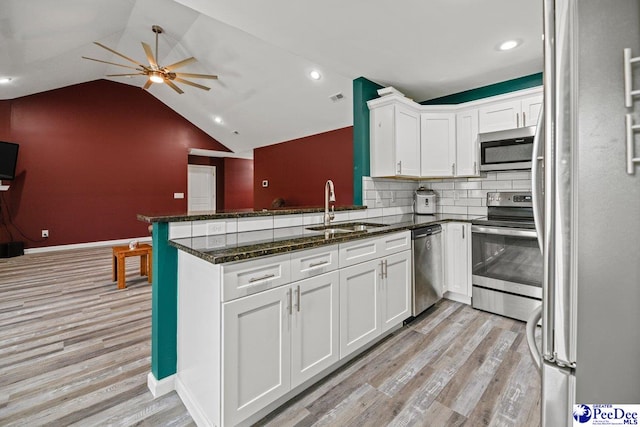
[339, 237, 380, 268]
[290, 245, 339, 282]
[222, 253, 291, 301]
[377, 231, 411, 256]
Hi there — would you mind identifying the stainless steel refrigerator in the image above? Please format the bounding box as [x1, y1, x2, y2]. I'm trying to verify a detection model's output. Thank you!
[526, 0, 640, 425]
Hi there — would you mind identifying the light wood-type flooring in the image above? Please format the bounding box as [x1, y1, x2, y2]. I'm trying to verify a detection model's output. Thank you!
[0, 246, 540, 426]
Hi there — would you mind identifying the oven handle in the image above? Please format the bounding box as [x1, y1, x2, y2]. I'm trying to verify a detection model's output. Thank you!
[471, 225, 538, 238]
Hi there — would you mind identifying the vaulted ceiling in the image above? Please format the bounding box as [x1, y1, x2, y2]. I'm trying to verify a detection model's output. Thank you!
[0, 0, 543, 155]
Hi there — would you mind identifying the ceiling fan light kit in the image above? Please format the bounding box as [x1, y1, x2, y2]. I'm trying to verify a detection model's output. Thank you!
[82, 25, 218, 94]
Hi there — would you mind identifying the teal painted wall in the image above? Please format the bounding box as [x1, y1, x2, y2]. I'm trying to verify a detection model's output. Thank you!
[420, 73, 543, 105]
[352, 77, 383, 205]
[151, 222, 178, 380]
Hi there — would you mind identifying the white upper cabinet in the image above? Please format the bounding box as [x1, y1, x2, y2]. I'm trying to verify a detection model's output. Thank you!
[369, 99, 421, 178]
[478, 92, 543, 133]
[521, 95, 543, 127]
[455, 108, 480, 177]
[368, 86, 541, 178]
[420, 112, 456, 177]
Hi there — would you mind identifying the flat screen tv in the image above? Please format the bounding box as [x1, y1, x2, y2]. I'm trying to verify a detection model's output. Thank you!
[0, 141, 19, 180]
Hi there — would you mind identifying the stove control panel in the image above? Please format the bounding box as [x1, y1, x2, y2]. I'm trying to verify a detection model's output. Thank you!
[487, 191, 533, 207]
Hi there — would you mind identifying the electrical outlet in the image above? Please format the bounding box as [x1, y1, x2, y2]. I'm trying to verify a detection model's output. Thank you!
[42, 230, 49, 238]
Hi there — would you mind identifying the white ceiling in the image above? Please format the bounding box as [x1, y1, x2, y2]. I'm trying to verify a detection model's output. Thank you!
[0, 0, 543, 155]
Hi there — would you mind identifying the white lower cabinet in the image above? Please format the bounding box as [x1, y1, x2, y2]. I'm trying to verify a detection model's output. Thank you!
[178, 232, 411, 427]
[223, 270, 339, 426]
[223, 286, 291, 427]
[339, 249, 411, 358]
[443, 222, 472, 304]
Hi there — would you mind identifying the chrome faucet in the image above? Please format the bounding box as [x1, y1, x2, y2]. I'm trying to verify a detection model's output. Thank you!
[324, 180, 336, 226]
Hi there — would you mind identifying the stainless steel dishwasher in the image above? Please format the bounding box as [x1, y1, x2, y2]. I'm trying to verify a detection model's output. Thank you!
[411, 224, 443, 316]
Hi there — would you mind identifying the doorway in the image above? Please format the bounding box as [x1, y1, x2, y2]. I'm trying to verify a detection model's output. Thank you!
[188, 165, 216, 211]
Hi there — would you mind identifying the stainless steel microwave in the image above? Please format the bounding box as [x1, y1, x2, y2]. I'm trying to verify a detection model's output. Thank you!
[479, 126, 536, 171]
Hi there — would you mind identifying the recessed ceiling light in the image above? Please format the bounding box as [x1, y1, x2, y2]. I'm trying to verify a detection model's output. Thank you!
[213, 116, 223, 124]
[309, 70, 322, 80]
[499, 40, 520, 51]
[0, 77, 12, 84]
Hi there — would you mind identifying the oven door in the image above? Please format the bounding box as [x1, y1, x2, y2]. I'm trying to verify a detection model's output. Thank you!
[471, 225, 543, 321]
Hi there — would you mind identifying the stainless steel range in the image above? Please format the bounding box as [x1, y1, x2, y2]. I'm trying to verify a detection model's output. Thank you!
[471, 191, 542, 321]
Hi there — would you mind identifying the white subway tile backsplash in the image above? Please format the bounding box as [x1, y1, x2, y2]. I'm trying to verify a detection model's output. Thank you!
[455, 198, 481, 207]
[348, 210, 368, 221]
[482, 180, 513, 190]
[169, 222, 192, 239]
[430, 182, 455, 190]
[454, 181, 482, 190]
[497, 171, 531, 181]
[468, 206, 488, 216]
[468, 190, 490, 199]
[226, 219, 238, 233]
[333, 212, 350, 222]
[238, 216, 274, 232]
[438, 198, 456, 206]
[303, 213, 324, 226]
[441, 206, 468, 215]
[274, 214, 303, 228]
[512, 180, 532, 189]
[366, 208, 383, 218]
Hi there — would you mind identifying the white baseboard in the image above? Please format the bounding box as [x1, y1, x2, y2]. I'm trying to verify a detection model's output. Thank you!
[175, 376, 213, 427]
[444, 291, 472, 305]
[25, 236, 152, 254]
[147, 372, 175, 398]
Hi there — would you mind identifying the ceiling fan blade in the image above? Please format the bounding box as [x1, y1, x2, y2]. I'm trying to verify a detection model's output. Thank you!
[173, 77, 211, 91]
[164, 57, 197, 71]
[174, 72, 218, 80]
[165, 80, 184, 94]
[106, 73, 145, 77]
[93, 42, 142, 67]
[143, 79, 153, 90]
[141, 42, 158, 69]
[82, 56, 141, 71]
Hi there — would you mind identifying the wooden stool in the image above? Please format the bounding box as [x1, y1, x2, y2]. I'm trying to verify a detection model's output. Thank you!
[112, 244, 152, 289]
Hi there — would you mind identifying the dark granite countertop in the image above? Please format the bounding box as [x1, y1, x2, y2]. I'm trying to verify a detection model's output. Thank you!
[137, 205, 366, 223]
[170, 213, 481, 264]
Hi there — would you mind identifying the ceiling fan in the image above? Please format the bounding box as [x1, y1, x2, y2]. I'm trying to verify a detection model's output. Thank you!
[82, 25, 218, 94]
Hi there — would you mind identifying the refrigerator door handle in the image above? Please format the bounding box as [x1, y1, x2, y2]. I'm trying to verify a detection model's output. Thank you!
[525, 305, 543, 374]
[532, 107, 545, 254]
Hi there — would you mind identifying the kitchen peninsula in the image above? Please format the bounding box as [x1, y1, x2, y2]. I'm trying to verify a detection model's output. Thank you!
[138, 205, 480, 426]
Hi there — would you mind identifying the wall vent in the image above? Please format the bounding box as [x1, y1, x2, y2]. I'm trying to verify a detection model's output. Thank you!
[329, 92, 345, 102]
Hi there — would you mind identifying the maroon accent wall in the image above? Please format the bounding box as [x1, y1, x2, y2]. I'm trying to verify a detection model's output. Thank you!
[224, 158, 253, 209]
[0, 80, 230, 248]
[253, 127, 353, 209]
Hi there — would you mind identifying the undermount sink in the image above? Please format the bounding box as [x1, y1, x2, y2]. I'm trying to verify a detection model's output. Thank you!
[306, 222, 386, 233]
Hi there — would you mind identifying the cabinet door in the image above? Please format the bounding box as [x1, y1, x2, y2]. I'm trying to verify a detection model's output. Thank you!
[478, 100, 521, 133]
[339, 259, 381, 358]
[380, 250, 412, 333]
[223, 286, 291, 426]
[455, 109, 480, 177]
[521, 95, 543, 127]
[394, 104, 421, 177]
[420, 112, 456, 177]
[291, 271, 340, 388]
[444, 223, 471, 300]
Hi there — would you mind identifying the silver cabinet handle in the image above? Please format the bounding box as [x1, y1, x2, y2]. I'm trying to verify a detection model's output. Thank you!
[379, 260, 385, 279]
[249, 273, 276, 283]
[623, 48, 640, 107]
[287, 289, 292, 315]
[451, 163, 455, 176]
[397, 161, 402, 174]
[516, 112, 520, 128]
[625, 114, 640, 174]
[384, 259, 388, 279]
[473, 161, 478, 175]
[523, 111, 526, 126]
[309, 260, 329, 268]
[462, 225, 465, 239]
[296, 285, 301, 312]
